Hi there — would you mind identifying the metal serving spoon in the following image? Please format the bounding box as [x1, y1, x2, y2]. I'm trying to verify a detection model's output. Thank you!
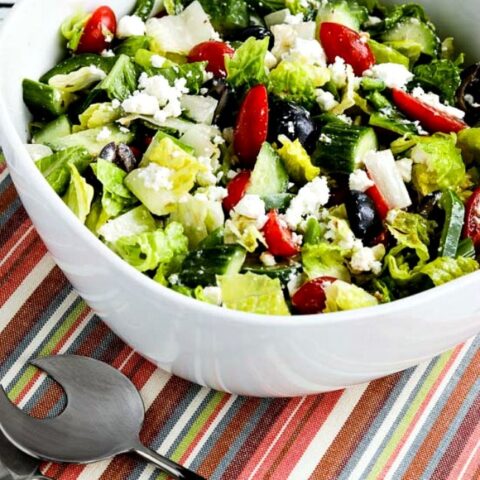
[0, 356, 205, 480]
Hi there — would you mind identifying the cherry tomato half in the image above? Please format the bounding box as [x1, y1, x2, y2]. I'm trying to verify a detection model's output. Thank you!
[291, 277, 338, 315]
[188, 41, 235, 78]
[319, 22, 375, 76]
[366, 184, 390, 220]
[223, 171, 251, 212]
[391, 88, 467, 134]
[262, 210, 300, 257]
[463, 187, 480, 247]
[77, 6, 117, 54]
[234, 84, 269, 167]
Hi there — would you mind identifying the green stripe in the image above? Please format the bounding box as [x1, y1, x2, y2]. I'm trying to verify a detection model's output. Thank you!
[366, 350, 454, 479]
[157, 391, 226, 480]
[8, 302, 86, 400]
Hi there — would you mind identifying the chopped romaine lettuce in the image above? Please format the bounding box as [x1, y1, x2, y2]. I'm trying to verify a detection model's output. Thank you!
[77, 103, 122, 131]
[277, 135, 320, 182]
[302, 243, 351, 282]
[62, 164, 94, 223]
[367, 39, 409, 67]
[457, 128, 480, 164]
[324, 280, 378, 312]
[115, 35, 152, 57]
[218, 273, 290, 315]
[224, 215, 266, 253]
[61, 11, 90, 51]
[420, 257, 479, 286]
[411, 134, 467, 196]
[226, 37, 270, 90]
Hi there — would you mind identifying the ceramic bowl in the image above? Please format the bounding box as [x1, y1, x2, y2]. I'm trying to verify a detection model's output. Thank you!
[1, 0, 479, 397]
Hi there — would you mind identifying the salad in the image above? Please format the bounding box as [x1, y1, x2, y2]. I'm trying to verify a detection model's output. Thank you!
[23, 0, 480, 316]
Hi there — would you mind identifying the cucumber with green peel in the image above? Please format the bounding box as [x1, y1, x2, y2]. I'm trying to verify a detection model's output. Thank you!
[380, 18, 440, 58]
[313, 123, 378, 174]
[369, 113, 417, 136]
[316, 0, 368, 31]
[45, 124, 135, 156]
[23, 80, 77, 117]
[198, 227, 224, 249]
[262, 193, 294, 212]
[438, 190, 465, 258]
[367, 39, 410, 67]
[39, 54, 116, 83]
[179, 245, 247, 287]
[242, 264, 300, 283]
[130, 0, 156, 20]
[33, 115, 72, 145]
[246, 142, 288, 196]
[457, 238, 476, 259]
[141, 130, 196, 166]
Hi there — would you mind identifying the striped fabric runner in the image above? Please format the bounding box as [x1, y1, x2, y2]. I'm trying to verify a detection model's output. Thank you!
[1, 5, 480, 479]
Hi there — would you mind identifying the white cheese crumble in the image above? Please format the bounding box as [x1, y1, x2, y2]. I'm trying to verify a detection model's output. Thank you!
[411, 87, 466, 119]
[291, 38, 326, 66]
[122, 92, 160, 116]
[260, 252, 277, 267]
[349, 169, 374, 192]
[319, 133, 332, 144]
[350, 244, 385, 275]
[202, 287, 222, 306]
[285, 12, 304, 24]
[395, 158, 413, 183]
[363, 63, 414, 89]
[96, 127, 111, 142]
[316, 89, 338, 111]
[136, 164, 173, 191]
[151, 54, 167, 68]
[101, 49, 115, 57]
[284, 177, 330, 229]
[233, 195, 267, 228]
[117, 15, 146, 38]
[329, 57, 349, 88]
[465, 94, 480, 108]
[265, 51, 278, 69]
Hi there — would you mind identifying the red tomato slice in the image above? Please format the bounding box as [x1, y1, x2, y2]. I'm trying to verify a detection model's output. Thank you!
[366, 184, 390, 220]
[223, 171, 251, 212]
[188, 41, 235, 78]
[262, 210, 300, 257]
[291, 277, 338, 315]
[463, 187, 480, 247]
[77, 6, 117, 54]
[319, 22, 375, 75]
[234, 84, 269, 167]
[391, 88, 467, 134]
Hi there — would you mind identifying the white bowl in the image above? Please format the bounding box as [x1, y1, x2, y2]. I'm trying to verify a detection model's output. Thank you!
[1, 0, 480, 397]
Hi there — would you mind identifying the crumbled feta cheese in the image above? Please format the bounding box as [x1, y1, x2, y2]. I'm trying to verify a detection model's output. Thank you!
[365, 16, 382, 27]
[213, 135, 225, 145]
[136, 164, 173, 191]
[395, 158, 413, 183]
[260, 252, 277, 267]
[226, 169, 238, 180]
[119, 126, 130, 134]
[96, 126, 111, 142]
[112, 99, 121, 109]
[287, 121, 295, 134]
[316, 89, 338, 111]
[292, 38, 326, 66]
[363, 63, 414, 89]
[271, 23, 317, 60]
[169, 274, 180, 285]
[101, 49, 115, 57]
[284, 177, 330, 229]
[287, 272, 304, 296]
[350, 244, 385, 275]
[292, 232, 303, 247]
[319, 133, 332, 144]
[196, 186, 228, 202]
[117, 15, 146, 38]
[411, 87, 466, 119]
[264, 51, 278, 70]
[202, 287, 222, 306]
[337, 114, 353, 125]
[234, 195, 267, 228]
[122, 92, 160, 115]
[285, 12, 304, 24]
[465, 94, 480, 108]
[349, 169, 374, 192]
[329, 57, 348, 88]
[151, 54, 167, 68]
[200, 87, 209, 95]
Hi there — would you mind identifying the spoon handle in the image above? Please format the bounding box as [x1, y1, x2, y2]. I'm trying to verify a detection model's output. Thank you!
[132, 442, 206, 480]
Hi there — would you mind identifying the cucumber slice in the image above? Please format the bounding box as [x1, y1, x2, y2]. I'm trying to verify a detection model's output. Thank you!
[23, 79, 77, 117]
[39, 54, 116, 83]
[198, 227, 224, 248]
[367, 39, 410, 67]
[313, 123, 378, 174]
[131, 0, 156, 20]
[242, 264, 300, 283]
[316, 0, 368, 31]
[246, 143, 288, 196]
[369, 113, 417, 136]
[262, 193, 294, 212]
[179, 245, 247, 287]
[33, 115, 72, 145]
[46, 124, 134, 156]
[380, 18, 439, 58]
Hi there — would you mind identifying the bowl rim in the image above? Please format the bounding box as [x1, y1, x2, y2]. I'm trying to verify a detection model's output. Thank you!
[1, 0, 480, 328]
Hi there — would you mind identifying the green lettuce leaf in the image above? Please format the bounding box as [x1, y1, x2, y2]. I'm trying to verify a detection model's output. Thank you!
[218, 273, 290, 315]
[226, 37, 269, 90]
[115, 36, 152, 57]
[77, 103, 122, 131]
[420, 257, 479, 286]
[413, 59, 463, 105]
[302, 243, 351, 282]
[62, 164, 94, 223]
[224, 215, 266, 253]
[48, 66, 107, 93]
[457, 128, 480, 164]
[113, 222, 188, 272]
[277, 136, 320, 183]
[269, 60, 330, 107]
[324, 280, 378, 313]
[36, 146, 92, 195]
[367, 39, 409, 67]
[411, 134, 467, 196]
[61, 11, 90, 51]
